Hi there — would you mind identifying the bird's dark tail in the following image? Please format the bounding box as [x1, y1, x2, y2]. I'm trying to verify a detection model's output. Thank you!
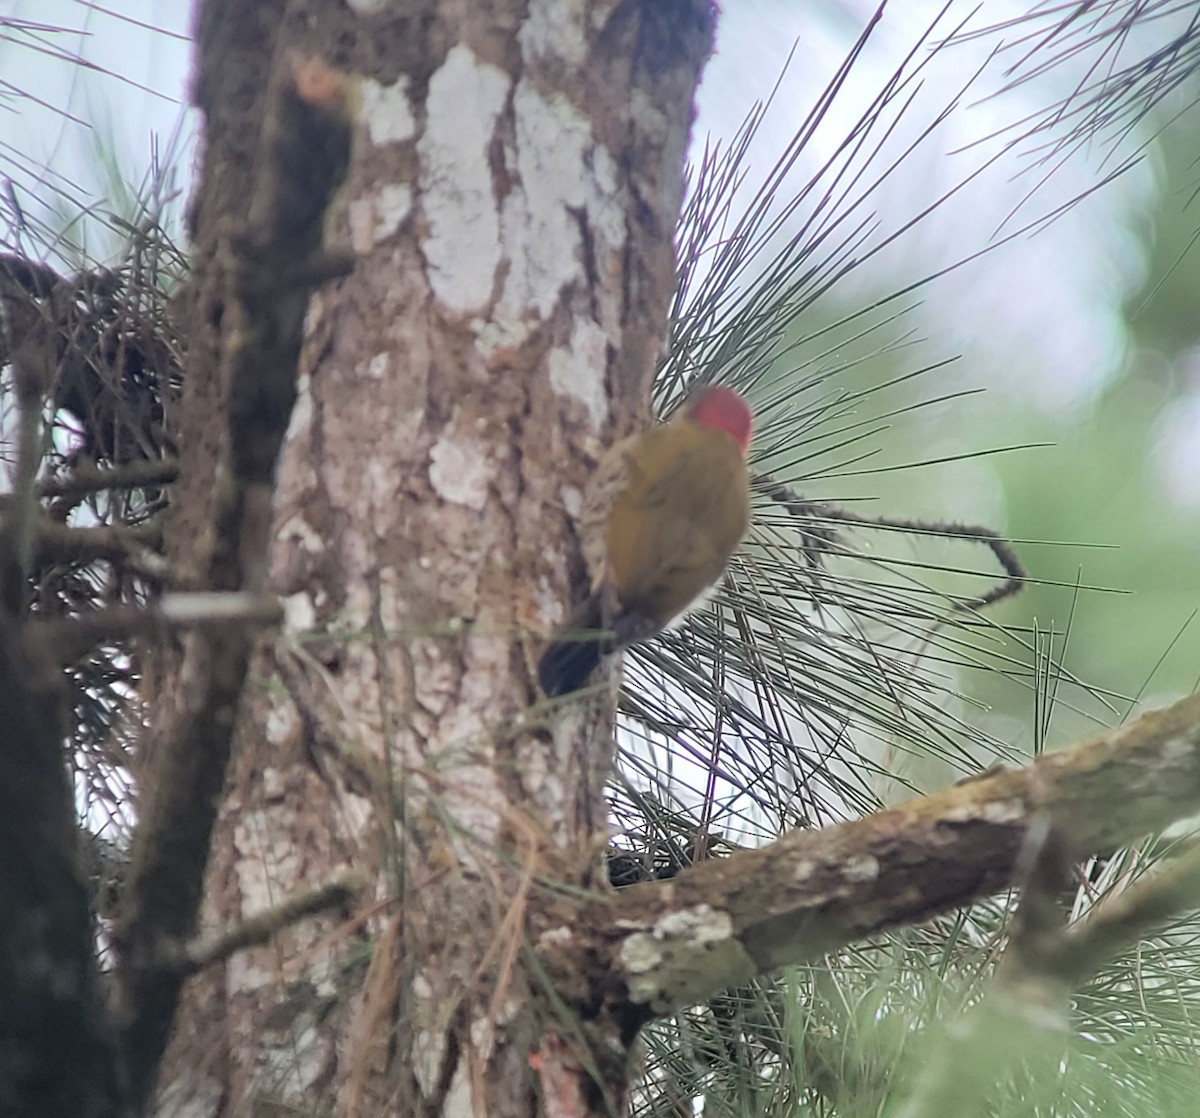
[538, 593, 611, 697]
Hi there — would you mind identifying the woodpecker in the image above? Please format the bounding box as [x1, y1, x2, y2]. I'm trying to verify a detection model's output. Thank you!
[538, 386, 753, 697]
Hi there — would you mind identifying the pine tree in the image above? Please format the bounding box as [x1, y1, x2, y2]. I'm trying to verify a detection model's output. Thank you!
[1, 2, 1199, 1115]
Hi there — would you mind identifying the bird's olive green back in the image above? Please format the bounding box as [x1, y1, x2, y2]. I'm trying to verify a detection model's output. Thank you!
[603, 417, 749, 623]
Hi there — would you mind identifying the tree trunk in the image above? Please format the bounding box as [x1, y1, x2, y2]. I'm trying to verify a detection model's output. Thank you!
[155, 2, 713, 1114]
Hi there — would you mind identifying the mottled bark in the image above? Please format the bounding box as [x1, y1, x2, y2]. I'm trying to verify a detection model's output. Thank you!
[139, 1, 1200, 1114]
[158, 2, 714, 1115]
[114, 53, 354, 1111]
[0, 623, 120, 1118]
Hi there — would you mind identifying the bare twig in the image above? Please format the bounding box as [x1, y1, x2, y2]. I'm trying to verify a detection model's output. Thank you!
[754, 471, 1027, 610]
[159, 875, 365, 977]
[33, 592, 284, 664]
[38, 459, 181, 500]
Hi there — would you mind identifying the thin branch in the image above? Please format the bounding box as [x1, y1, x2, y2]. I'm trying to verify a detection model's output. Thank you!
[33, 592, 284, 664]
[38, 459, 181, 500]
[27, 521, 164, 568]
[162, 875, 365, 977]
[754, 471, 1027, 610]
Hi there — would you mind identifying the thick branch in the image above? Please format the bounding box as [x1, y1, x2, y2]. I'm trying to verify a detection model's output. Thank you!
[587, 693, 1200, 1015]
[111, 56, 353, 1109]
[0, 619, 121, 1117]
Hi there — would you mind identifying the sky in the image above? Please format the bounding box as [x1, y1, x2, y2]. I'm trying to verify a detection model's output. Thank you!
[0, 0, 192, 257]
[698, 0, 1163, 412]
[0, 0, 1164, 411]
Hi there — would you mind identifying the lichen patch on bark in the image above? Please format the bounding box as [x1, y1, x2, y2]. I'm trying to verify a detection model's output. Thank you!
[359, 75, 416, 146]
[171, 2, 717, 1113]
[418, 45, 508, 314]
[348, 182, 413, 251]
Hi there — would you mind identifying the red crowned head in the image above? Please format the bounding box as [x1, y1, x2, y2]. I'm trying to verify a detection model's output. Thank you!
[686, 386, 753, 456]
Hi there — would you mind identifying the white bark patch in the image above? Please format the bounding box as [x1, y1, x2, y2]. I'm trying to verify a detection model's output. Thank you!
[657, 905, 733, 943]
[580, 144, 626, 328]
[281, 591, 316, 633]
[234, 809, 300, 908]
[1159, 733, 1194, 766]
[360, 76, 416, 146]
[559, 484, 582, 519]
[429, 418, 492, 510]
[620, 933, 664, 973]
[442, 1060, 474, 1118]
[410, 969, 452, 1099]
[367, 351, 390, 378]
[620, 905, 754, 1010]
[943, 798, 1026, 825]
[284, 372, 313, 447]
[436, 760, 502, 849]
[539, 925, 573, 948]
[377, 564, 405, 634]
[978, 798, 1027, 823]
[262, 1013, 331, 1094]
[548, 318, 609, 430]
[842, 854, 880, 882]
[496, 79, 588, 329]
[548, 705, 592, 788]
[332, 644, 383, 738]
[365, 457, 396, 523]
[345, 0, 389, 14]
[337, 789, 373, 846]
[516, 733, 553, 801]
[519, 0, 587, 64]
[412, 1025, 446, 1099]
[265, 701, 299, 747]
[377, 183, 413, 237]
[621, 905, 734, 976]
[631, 89, 679, 213]
[261, 766, 287, 801]
[343, 584, 374, 637]
[412, 638, 456, 717]
[470, 1014, 495, 1060]
[581, 143, 623, 247]
[348, 183, 413, 252]
[277, 514, 325, 555]
[534, 574, 564, 627]
[226, 949, 273, 998]
[418, 46, 508, 314]
[155, 1073, 223, 1118]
